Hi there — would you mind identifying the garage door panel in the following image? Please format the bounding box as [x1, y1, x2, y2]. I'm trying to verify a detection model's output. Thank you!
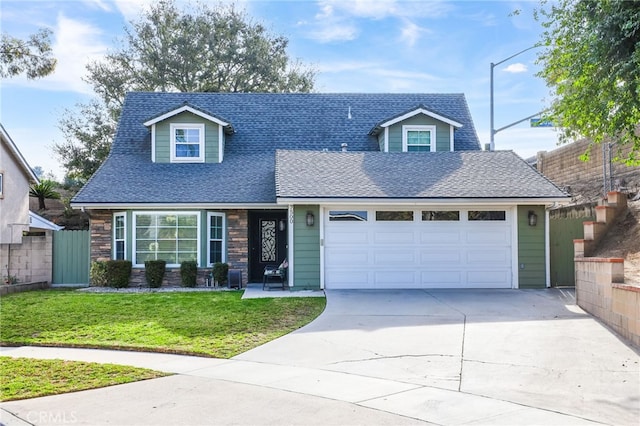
[466, 270, 511, 287]
[326, 250, 369, 265]
[326, 230, 369, 244]
[420, 271, 463, 284]
[466, 249, 510, 264]
[420, 249, 462, 264]
[373, 231, 415, 244]
[374, 271, 417, 287]
[374, 250, 416, 265]
[420, 230, 461, 244]
[466, 228, 510, 244]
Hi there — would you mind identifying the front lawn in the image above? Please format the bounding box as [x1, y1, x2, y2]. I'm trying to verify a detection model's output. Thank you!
[0, 290, 325, 358]
[0, 357, 168, 401]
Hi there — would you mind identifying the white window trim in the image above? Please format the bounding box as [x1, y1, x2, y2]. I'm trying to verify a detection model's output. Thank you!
[207, 212, 227, 266]
[0, 172, 4, 198]
[170, 123, 205, 163]
[113, 212, 127, 260]
[402, 125, 436, 152]
[132, 211, 201, 268]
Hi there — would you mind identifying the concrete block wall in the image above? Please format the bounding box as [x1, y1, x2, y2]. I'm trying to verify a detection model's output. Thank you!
[574, 191, 639, 347]
[0, 232, 54, 284]
[536, 138, 639, 190]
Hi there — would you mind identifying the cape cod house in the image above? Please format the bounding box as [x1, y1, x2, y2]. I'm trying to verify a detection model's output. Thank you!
[71, 92, 567, 289]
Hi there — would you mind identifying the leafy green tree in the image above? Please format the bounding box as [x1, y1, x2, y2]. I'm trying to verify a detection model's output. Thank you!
[55, 0, 315, 181]
[29, 179, 60, 210]
[536, 0, 640, 164]
[53, 100, 115, 185]
[1, 29, 56, 79]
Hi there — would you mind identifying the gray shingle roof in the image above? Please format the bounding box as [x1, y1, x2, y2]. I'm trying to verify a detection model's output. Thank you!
[73, 92, 482, 205]
[275, 150, 568, 199]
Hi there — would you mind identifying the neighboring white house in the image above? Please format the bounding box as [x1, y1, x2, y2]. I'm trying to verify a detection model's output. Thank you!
[0, 124, 61, 284]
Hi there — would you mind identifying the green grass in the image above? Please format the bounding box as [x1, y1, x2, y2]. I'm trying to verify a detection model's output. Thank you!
[0, 290, 326, 358]
[0, 356, 168, 401]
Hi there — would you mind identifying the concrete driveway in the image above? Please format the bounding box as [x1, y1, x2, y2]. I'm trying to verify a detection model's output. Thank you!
[235, 289, 640, 425]
[2, 289, 639, 425]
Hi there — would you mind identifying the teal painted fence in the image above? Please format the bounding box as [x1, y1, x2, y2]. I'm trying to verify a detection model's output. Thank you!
[52, 230, 90, 284]
[549, 204, 596, 287]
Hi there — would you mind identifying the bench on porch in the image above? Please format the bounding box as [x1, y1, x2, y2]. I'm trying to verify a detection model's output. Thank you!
[263, 260, 288, 291]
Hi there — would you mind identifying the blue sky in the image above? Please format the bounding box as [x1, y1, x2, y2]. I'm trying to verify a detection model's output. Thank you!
[1, 0, 558, 179]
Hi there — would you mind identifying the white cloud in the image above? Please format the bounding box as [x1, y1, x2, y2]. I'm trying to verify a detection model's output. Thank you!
[112, 0, 155, 21]
[2, 13, 109, 94]
[46, 13, 109, 94]
[83, 0, 113, 12]
[503, 63, 528, 73]
[308, 22, 359, 43]
[305, 0, 450, 43]
[318, 0, 453, 20]
[399, 19, 431, 47]
[317, 60, 382, 73]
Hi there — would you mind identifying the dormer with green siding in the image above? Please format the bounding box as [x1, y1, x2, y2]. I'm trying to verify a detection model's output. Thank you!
[369, 105, 463, 153]
[143, 103, 234, 164]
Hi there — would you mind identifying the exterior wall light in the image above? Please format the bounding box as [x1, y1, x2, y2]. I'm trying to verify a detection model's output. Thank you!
[279, 219, 286, 232]
[306, 211, 315, 227]
[528, 210, 538, 227]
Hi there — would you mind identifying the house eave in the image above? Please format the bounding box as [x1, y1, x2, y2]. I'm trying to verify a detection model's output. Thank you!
[143, 105, 233, 132]
[70, 202, 284, 210]
[276, 197, 570, 206]
[369, 108, 464, 135]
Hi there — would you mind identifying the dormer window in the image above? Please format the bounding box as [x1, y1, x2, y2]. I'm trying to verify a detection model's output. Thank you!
[170, 123, 205, 162]
[403, 125, 436, 152]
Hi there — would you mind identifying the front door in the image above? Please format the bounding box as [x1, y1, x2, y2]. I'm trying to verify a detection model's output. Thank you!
[248, 211, 288, 282]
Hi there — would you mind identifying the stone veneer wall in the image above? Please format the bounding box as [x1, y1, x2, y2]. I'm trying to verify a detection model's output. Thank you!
[88, 209, 248, 287]
[226, 210, 248, 286]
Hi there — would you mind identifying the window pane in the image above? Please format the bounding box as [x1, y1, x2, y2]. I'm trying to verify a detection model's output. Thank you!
[407, 130, 430, 145]
[407, 145, 431, 152]
[329, 211, 368, 221]
[422, 211, 460, 221]
[468, 211, 506, 221]
[115, 241, 125, 260]
[210, 215, 223, 239]
[376, 211, 414, 221]
[209, 241, 222, 263]
[135, 213, 198, 266]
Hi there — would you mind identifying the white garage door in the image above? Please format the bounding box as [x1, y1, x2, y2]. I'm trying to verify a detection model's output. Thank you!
[323, 207, 513, 289]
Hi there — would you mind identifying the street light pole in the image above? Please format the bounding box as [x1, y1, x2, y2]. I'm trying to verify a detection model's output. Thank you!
[489, 45, 539, 151]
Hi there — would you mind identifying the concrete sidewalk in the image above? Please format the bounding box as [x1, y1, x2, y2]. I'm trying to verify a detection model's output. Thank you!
[2, 289, 639, 425]
[1, 346, 599, 426]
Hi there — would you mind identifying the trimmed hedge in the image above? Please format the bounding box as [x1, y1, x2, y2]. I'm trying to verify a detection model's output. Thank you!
[180, 261, 198, 287]
[212, 262, 229, 285]
[144, 260, 166, 288]
[106, 260, 132, 288]
[89, 261, 108, 287]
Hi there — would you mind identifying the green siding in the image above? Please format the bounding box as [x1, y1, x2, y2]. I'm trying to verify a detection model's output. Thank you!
[517, 205, 546, 289]
[387, 114, 451, 152]
[154, 111, 220, 163]
[293, 205, 321, 290]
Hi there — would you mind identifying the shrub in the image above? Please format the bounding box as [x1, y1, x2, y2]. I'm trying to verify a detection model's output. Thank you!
[180, 261, 198, 287]
[212, 262, 229, 285]
[89, 261, 108, 287]
[106, 260, 132, 288]
[144, 260, 166, 288]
